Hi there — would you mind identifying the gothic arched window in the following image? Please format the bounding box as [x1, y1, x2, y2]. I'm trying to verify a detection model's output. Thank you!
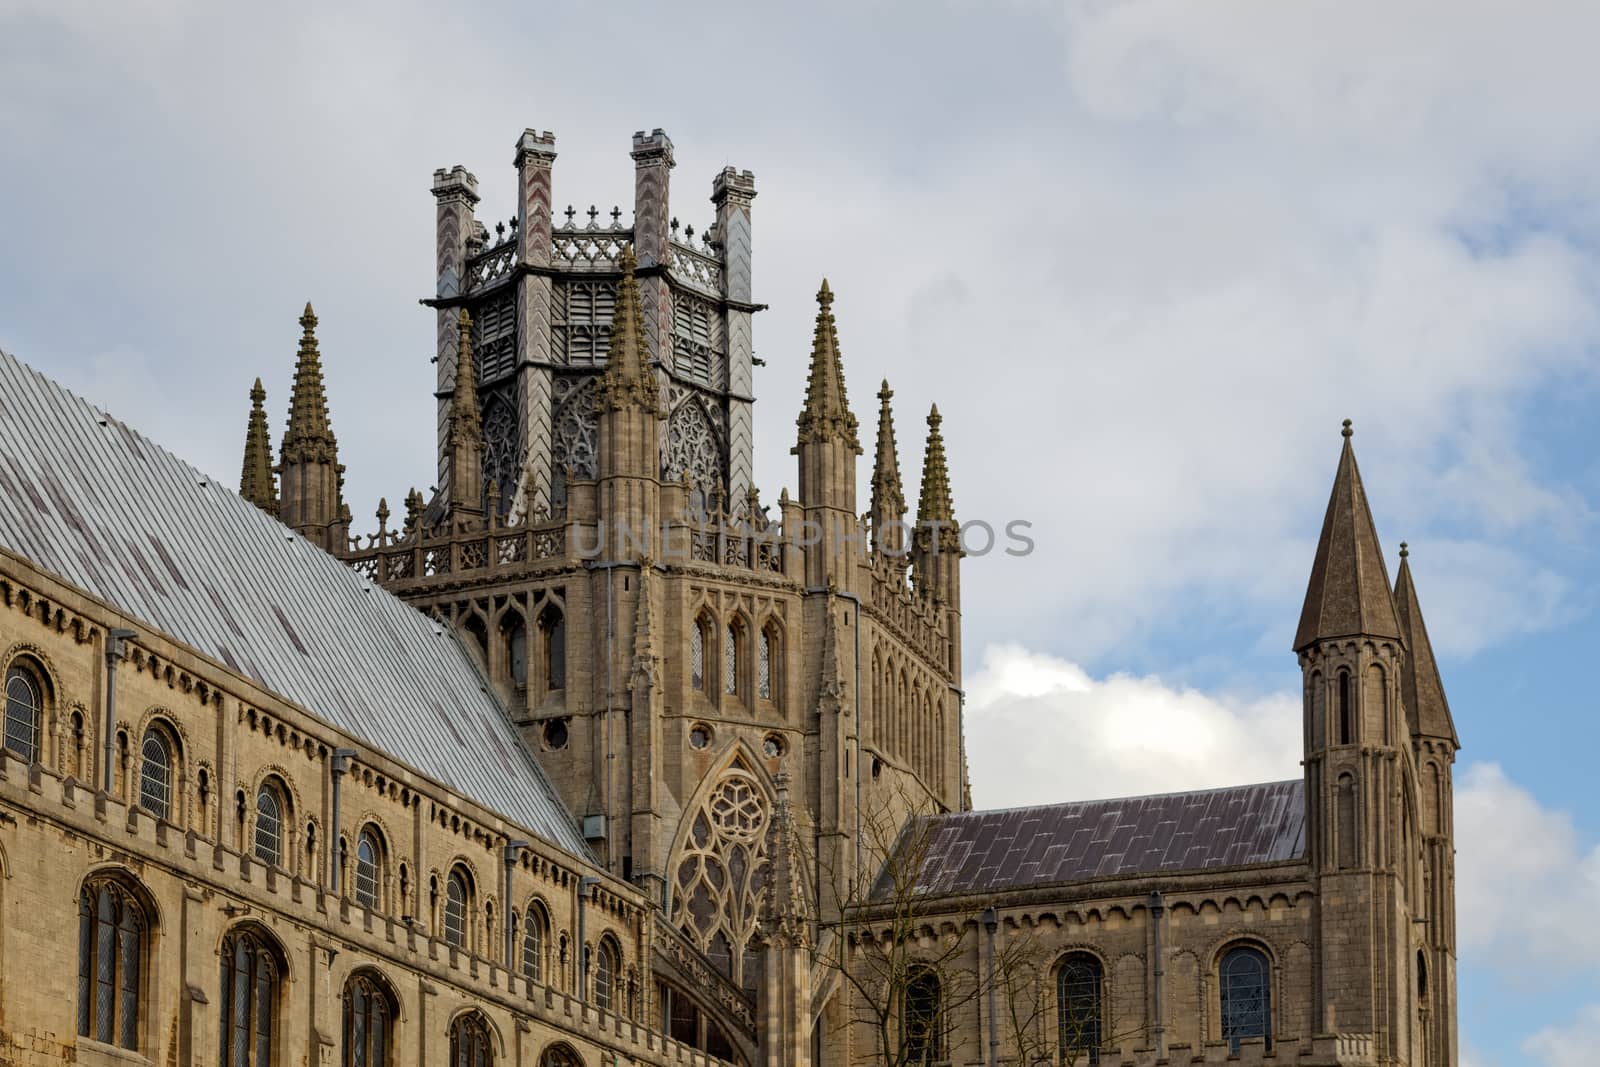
[444, 867, 470, 949]
[758, 625, 776, 702]
[523, 900, 548, 983]
[724, 623, 741, 697]
[540, 606, 566, 691]
[1057, 953, 1103, 1063]
[77, 878, 146, 1050]
[138, 728, 173, 821]
[342, 971, 394, 1067]
[691, 615, 710, 693]
[254, 783, 286, 868]
[1219, 945, 1272, 1053]
[670, 766, 771, 994]
[4, 661, 44, 763]
[539, 1044, 583, 1067]
[594, 936, 620, 1012]
[449, 1012, 494, 1067]
[903, 967, 943, 1066]
[1337, 670, 1352, 745]
[354, 829, 382, 910]
[219, 926, 281, 1067]
[504, 615, 528, 688]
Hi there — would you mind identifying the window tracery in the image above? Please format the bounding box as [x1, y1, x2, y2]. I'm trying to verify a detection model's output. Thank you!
[342, 972, 393, 1067]
[552, 376, 599, 507]
[449, 1012, 494, 1067]
[1057, 953, 1103, 1063]
[481, 392, 519, 516]
[662, 397, 723, 513]
[670, 765, 770, 994]
[1220, 945, 1272, 1052]
[78, 878, 145, 1050]
[219, 926, 280, 1067]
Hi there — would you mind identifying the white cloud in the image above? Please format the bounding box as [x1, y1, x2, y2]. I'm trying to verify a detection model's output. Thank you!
[1525, 1004, 1600, 1067]
[1455, 762, 1600, 971]
[964, 643, 1301, 807]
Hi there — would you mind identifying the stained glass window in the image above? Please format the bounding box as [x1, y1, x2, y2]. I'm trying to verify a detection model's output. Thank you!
[450, 1013, 493, 1067]
[342, 973, 391, 1067]
[903, 967, 942, 1066]
[254, 786, 283, 867]
[139, 730, 171, 821]
[444, 870, 469, 948]
[218, 927, 278, 1067]
[1220, 946, 1272, 1053]
[77, 880, 145, 1050]
[724, 626, 738, 695]
[1057, 954, 1103, 1063]
[354, 831, 380, 910]
[758, 629, 772, 700]
[691, 621, 705, 692]
[4, 665, 41, 763]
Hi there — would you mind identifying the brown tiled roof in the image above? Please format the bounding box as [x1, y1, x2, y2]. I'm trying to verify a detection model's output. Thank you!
[900, 780, 1305, 897]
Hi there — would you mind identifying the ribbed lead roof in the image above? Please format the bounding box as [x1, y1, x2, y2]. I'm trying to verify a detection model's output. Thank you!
[899, 779, 1305, 897]
[0, 347, 589, 857]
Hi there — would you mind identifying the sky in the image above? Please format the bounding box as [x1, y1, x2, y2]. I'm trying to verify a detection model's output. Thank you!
[2, 1, 1597, 1062]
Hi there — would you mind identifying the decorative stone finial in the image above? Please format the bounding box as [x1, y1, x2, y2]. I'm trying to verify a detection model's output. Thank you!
[1342, 419, 1353, 439]
[1399, 541, 1409, 558]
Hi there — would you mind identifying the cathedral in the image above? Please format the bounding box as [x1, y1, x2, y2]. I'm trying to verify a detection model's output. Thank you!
[0, 127, 1456, 1067]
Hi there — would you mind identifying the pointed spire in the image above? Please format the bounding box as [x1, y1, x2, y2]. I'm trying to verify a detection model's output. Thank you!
[450, 310, 482, 444]
[793, 280, 861, 453]
[872, 380, 905, 514]
[1393, 544, 1460, 748]
[596, 246, 661, 413]
[915, 404, 957, 547]
[1294, 420, 1401, 651]
[239, 378, 277, 514]
[761, 773, 813, 945]
[279, 303, 340, 466]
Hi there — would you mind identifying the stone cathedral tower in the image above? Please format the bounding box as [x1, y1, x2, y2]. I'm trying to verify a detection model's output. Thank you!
[239, 127, 968, 1064]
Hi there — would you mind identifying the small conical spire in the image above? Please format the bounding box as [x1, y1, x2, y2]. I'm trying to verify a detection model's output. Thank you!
[915, 404, 957, 540]
[239, 378, 277, 514]
[872, 380, 906, 556]
[1294, 420, 1401, 651]
[1394, 544, 1460, 748]
[793, 279, 861, 453]
[761, 773, 813, 944]
[596, 246, 661, 413]
[280, 303, 339, 466]
[450, 310, 483, 444]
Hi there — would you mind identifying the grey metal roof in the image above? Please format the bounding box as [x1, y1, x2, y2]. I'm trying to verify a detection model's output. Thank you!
[900, 780, 1305, 897]
[0, 347, 589, 857]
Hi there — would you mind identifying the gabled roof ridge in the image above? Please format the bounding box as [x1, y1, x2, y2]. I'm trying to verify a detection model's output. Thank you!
[924, 777, 1305, 823]
[0, 345, 590, 858]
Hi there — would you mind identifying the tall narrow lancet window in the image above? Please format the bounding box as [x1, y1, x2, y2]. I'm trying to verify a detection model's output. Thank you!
[77, 879, 146, 1050]
[1337, 670, 1352, 745]
[506, 618, 528, 688]
[540, 607, 565, 691]
[903, 967, 942, 1066]
[354, 830, 381, 910]
[254, 784, 284, 867]
[724, 624, 740, 696]
[342, 972, 392, 1067]
[1057, 954, 1103, 1064]
[1220, 945, 1272, 1053]
[218, 927, 280, 1067]
[444, 869, 469, 949]
[522, 902, 547, 982]
[138, 729, 173, 821]
[4, 664, 42, 763]
[595, 937, 620, 1012]
[758, 627, 773, 701]
[691, 618, 707, 692]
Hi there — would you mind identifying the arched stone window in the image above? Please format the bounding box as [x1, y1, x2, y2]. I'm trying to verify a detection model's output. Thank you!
[523, 900, 548, 983]
[902, 966, 942, 1066]
[443, 867, 471, 949]
[1219, 944, 1272, 1053]
[4, 660, 45, 763]
[449, 1012, 494, 1067]
[253, 782, 287, 868]
[539, 605, 566, 691]
[342, 971, 395, 1067]
[691, 614, 711, 693]
[540, 1042, 583, 1067]
[670, 763, 770, 994]
[1057, 953, 1103, 1063]
[138, 728, 174, 821]
[354, 828, 382, 910]
[77, 877, 146, 1050]
[1337, 670, 1352, 745]
[504, 614, 528, 688]
[758, 624, 779, 703]
[594, 935, 621, 1012]
[724, 622, 741, 696]
[219, 926, 282, 1067]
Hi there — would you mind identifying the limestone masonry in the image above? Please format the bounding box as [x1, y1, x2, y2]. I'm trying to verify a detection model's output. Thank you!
[0, 128, 1455, 1067]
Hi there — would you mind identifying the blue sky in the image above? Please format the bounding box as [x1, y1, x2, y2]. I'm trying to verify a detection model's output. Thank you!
[3, 1, 1598, 1062]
